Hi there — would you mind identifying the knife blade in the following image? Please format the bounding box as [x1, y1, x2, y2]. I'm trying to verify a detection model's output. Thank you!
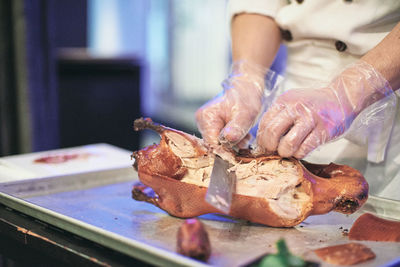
[205, 155, 236, 214]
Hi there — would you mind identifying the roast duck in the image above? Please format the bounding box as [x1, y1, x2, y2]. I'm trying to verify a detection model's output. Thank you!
[132, 118, 368, 227]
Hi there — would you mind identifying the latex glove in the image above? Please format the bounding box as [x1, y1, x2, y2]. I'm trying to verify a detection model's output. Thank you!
[256, 60, 393, 158]
[196, 61, 279, 146]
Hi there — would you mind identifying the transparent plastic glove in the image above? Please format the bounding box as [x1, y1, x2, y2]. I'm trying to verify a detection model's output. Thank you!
[256, 60, 394, 159]
[344, 89, 397, 163]
[196, 60, 281, 146]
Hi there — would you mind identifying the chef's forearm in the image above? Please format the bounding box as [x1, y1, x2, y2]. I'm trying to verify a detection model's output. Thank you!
[362, 22, 400, 91]
[231, 13, 281, 69]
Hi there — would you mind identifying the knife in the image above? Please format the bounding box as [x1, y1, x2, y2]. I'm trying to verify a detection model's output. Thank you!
[205, 155, 236, 214]
[204, 72, 282, 214]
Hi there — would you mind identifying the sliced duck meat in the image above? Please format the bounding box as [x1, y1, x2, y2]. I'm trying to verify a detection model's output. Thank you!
[176, 218, 211, 262]
[314, 243, 375, 265]
[349, 213, 400, 242]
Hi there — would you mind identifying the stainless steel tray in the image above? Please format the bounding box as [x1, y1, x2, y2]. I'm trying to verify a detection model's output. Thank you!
[1, 167, 400, 267]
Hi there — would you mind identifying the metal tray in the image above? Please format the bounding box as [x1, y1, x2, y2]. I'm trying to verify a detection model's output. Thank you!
[1, 167, 400, 267]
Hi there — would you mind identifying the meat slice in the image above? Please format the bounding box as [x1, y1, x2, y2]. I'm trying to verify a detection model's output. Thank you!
[349, 213, 400, 242]
[314, 243, 375, 265]
[176, 218, 211, 262]
[132, 118, 369, 227]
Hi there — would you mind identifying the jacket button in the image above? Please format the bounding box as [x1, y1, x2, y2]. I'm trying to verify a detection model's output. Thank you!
[335, 40, 347, 52]
[281, 29, 293, 41]
[296, 0, 304, 3]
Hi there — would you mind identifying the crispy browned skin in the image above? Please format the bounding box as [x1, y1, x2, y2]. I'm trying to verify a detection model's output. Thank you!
[176, 218, 211, 262]
[301, 161, 369, 215]
[134, 170, 312, 227]
[314, 243, 375, 265]
[349, 213, 400, 242]
[132, 118, 368, 227]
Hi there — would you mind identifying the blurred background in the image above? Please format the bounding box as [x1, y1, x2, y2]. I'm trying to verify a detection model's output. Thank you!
[0, 0, 285, 156]
[0, 0, 231, 156]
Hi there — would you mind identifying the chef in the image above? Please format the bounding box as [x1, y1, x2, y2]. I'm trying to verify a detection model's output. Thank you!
[195, 0, 400, 200]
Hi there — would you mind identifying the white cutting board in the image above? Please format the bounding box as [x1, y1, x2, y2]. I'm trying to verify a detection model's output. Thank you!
[0, 143, 133, 183]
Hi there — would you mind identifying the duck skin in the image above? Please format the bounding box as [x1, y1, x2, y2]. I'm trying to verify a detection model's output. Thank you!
[131, 118, 368, 227]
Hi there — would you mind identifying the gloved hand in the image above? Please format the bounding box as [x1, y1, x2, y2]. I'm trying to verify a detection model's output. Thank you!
[256, 60, 394, 158]
[196, 61, 279, 147]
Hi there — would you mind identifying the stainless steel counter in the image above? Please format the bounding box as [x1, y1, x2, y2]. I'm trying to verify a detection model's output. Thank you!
[0, 167, 399, 266]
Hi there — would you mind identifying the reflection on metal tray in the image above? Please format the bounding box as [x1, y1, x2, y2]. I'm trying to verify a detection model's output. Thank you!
[1, 168, 400, 267]
[362, 195, 400, 220]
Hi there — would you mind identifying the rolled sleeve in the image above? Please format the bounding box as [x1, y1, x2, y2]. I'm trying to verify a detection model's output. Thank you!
[228, 0, 286, 22]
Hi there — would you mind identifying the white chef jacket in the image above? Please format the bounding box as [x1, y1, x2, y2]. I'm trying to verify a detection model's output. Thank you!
[228, 0, 400, 200]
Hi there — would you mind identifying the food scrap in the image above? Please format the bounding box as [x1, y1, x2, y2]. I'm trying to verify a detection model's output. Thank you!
[314, 243, 375, 265]
[34, 153, 91, 164]
[342, 228, 349, 236]
[349, 213, 400, 242]
[176, 218, 211, 262]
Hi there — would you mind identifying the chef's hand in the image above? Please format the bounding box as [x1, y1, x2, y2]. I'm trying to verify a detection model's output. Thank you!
[256, 60, 393, 158]
[196, 61, 270, 147]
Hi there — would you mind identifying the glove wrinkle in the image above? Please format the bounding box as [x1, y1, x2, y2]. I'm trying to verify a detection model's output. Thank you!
[196, 60, 282, 148]
[256, 60, 395, 159]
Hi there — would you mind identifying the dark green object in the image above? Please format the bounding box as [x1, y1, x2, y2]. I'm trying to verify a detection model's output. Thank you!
[257, 239, 306, 267]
